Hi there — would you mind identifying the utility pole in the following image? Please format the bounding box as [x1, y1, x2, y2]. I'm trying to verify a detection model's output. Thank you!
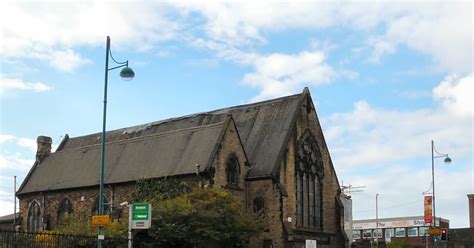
[13, 176, 17, 228]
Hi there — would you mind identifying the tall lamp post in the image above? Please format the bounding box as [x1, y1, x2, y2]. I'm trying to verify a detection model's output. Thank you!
[375, 193, 379, 248]
[98, 36, 135, 247]
[431, 140, 451, 248]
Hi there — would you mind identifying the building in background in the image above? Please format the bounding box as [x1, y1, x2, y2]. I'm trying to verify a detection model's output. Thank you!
[340, 193, 353, 248]
[0, 213, 20, 231]
[446, 194, 474, 248]
[352, 216, 449, 248]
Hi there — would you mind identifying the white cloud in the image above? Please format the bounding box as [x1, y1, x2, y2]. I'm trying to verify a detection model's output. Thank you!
[243, 51, 335, 101]
[182, 2, 471, 75]
[349, 163, 472, 228]
[17, 138, 37, 152]
[0, 153, 34, 170]
[1, 2, 180, 71]
[433, 74, 473, 118]
[0, 78, 52, 93]
[367, 37, 396, 63]
[0, 189, 16, 217]
[375, 3, 472, 73]
[0, 135, 16, 143]
[49, 49, 91, 72]
[175, 2, 473, 102]
[0, 135, 37, 168]
[0, 199, 14, 217]
[324, 100, 472, 172]
[322, 75, 473, 227]
[323, 73, 473, 172]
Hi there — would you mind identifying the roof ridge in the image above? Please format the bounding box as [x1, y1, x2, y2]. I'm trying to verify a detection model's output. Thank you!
[57, 121, 226, 153]
[66, 92, 304, 141]
[208, 92, 302, 113]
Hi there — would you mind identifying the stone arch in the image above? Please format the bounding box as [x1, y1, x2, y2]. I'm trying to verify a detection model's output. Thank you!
[27, 200, 42, 233]
[57, 197, 73, 225]
[253, 196, 265, 215]
[295, 130, 324, 229]
[225, 153, 240, 187]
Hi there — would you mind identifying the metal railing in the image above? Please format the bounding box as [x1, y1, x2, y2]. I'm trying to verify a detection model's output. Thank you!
[0, 230, 129, 248]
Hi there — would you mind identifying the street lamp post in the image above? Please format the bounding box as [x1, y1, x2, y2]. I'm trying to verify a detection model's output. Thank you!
[375, 193, 379, 248]
[431, 140, 451, 248]
[98, 36, 135, 247]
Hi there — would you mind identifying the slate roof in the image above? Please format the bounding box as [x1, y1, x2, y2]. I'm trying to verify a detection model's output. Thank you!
[0, 213, 19, 223]
[18, 89, 308, 194]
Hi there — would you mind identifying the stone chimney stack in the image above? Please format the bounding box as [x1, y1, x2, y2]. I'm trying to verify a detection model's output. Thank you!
[36, 136, 52, 163]
[468, 194, 474, 228]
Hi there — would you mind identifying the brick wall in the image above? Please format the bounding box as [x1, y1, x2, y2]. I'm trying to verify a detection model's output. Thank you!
[18, 183, 135, 232]
[210, 119, 249, 205]
[248, 179, 285, 248]
[275, 95, 345, 247]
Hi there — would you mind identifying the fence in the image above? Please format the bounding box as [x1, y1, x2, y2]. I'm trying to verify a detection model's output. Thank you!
[0, 230, 129, 248]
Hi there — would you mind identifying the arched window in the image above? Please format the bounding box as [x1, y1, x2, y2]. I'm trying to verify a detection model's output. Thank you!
[92, 195, 109, 215]
[253, 197, 265, 214]
[27, 201, 42, 233]
[226, 154, 240, 186]
[57, 198, 73, 225]
[296, 131, 324, 229]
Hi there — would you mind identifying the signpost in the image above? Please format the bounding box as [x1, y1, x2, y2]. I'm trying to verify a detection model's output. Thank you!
[92, 215, 111, 227]
[127, 203, 152, 248]
[131, 203, 152, 229]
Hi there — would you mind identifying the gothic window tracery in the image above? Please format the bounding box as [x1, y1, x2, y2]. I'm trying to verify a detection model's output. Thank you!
[57, 198, 73, 225]
[226, 154, 240, 187]
[253, 197, 265, 215]
[296, 131, 324, 229]
[27, 200, 42, 233]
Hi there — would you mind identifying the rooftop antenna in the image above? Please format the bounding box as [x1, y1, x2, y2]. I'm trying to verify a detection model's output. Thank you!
[341, 182, 366, 197]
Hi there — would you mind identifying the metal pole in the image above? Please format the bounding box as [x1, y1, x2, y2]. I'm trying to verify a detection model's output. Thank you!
[98, 35, 110, 248]
[376, 193, 379, 248]
[128, 205, 132, 248]
[13, 176, 16, 228]
[432, 140, 437, 248]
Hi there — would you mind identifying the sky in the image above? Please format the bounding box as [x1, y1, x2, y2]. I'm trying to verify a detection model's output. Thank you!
[0, 1, 472, 228]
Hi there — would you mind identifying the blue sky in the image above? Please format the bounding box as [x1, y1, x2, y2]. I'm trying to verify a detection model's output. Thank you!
[1, 2, 472, 228]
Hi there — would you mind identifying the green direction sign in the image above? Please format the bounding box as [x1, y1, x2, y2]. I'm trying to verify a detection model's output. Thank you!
[132, 204, 149, 221]
[131, 203, 151, 229]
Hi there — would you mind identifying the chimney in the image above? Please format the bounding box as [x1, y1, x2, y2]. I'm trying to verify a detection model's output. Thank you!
[36, 136, 52, 163]
[468, 194, 474, 228]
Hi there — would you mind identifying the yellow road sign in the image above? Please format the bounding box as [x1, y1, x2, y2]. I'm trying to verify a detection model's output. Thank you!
[428, 227, 441, 235]
[92, 215, 110, 227]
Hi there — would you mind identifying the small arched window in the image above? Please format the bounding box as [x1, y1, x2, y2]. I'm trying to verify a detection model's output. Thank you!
[92, 195, 109, 215]
[253, 197, 265, 214]
[57, 198, 73, 225]
[226, 154, 240, 186]
[27, 201, 42, 233]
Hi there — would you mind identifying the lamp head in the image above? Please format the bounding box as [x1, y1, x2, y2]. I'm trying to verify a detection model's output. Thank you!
[120, 66, 135, 81]
[444, 156, 452, 164]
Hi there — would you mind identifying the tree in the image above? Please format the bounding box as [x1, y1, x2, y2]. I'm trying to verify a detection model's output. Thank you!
[133, 178, 264, 248]
[54, 211, 127, 238]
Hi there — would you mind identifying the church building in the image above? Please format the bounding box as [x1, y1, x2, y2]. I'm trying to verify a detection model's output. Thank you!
[17, 88, 348, 247]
